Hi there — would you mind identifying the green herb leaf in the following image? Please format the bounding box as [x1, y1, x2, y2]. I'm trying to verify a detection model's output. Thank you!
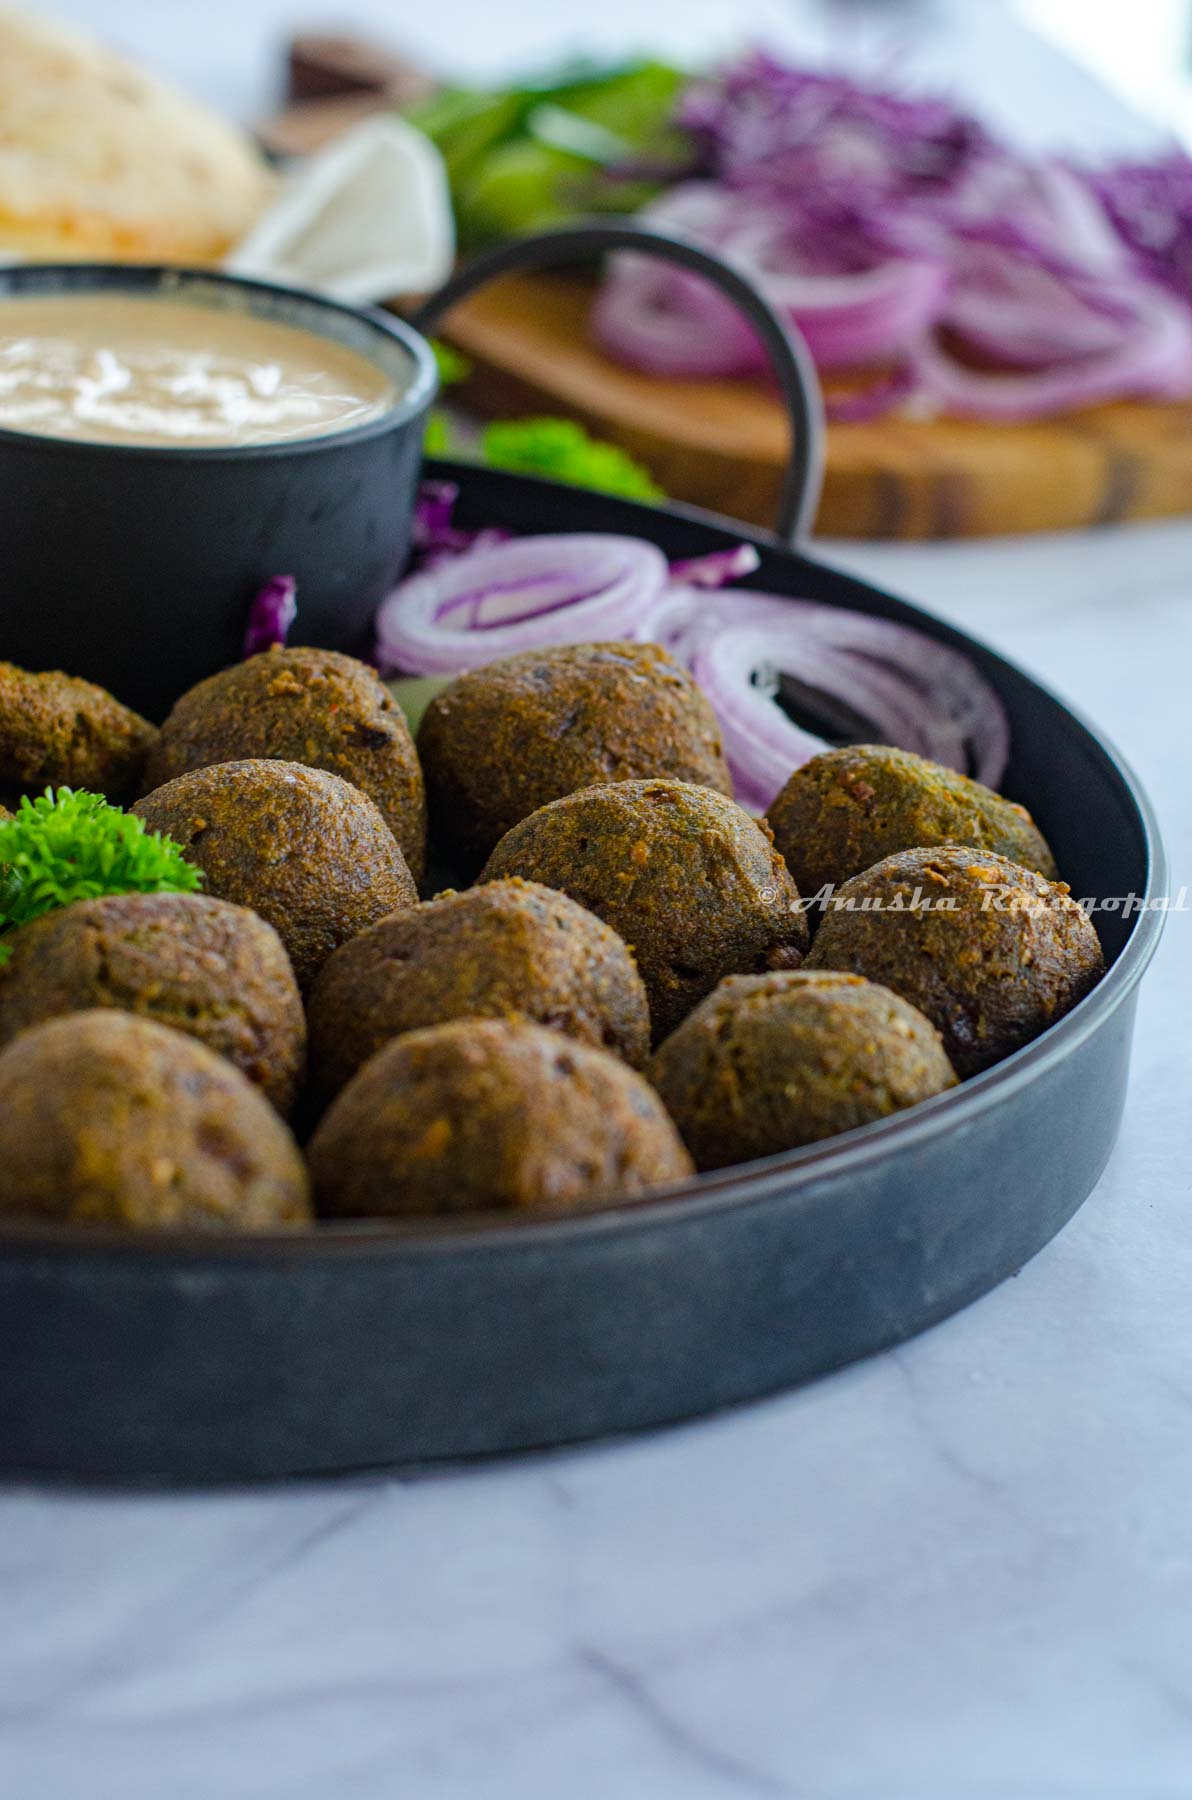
[431, 339, 472, 387]
[423, 409, 457, 456]
[0, 788, 202, 959]
[479, 417, 664, 500]
[404, 58, 689, 247]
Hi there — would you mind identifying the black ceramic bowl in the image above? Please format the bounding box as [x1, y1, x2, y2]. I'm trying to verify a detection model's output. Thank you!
[0, 264, 437, 720]
[0, 464, 1166, 1484]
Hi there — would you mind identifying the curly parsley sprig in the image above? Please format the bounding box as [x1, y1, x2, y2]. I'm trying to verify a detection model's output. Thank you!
[425, 340, 664, 501]
[479, 418, 664, 499]
[0, 789, 201, 964]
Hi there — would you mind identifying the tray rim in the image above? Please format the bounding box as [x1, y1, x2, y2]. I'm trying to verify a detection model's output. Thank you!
[0, 469, 1167, 1262]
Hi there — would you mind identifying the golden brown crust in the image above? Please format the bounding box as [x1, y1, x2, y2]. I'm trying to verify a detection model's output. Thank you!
[481, 779, 808, 1041]
[0, 892, 306, 1114]
[418, 642, 733, 875]
[767, 744, 1058, 900]
[133, 759, 417, 989]
[0, 662, 156, 804]
[0, 1010, 310, 1230]
[309, 1017, 693, 1218]
[649, 969, 957, 1170]
[805, 846, 1104, 1075]
[144, 649, 427, 884]
[306, 877, 650, 1108]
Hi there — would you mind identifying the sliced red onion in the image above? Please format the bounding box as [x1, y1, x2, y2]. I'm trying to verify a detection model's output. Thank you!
[590, 257, 761, 378]
[908, 278, 1192, 419]
[825, 364, 916, 422]
[593, 182, 947, 379]
[590, 57, 1192, 421]
[376, 535, 669, 676]
[243, 576, 297, 658]
[378, 521, 1009, 806]
[688, 626, 829, 814]
[589, 183, 771, 377]
[1026, 162, 1133, 273]
[944, 158, 1132, 279]
[944, 246, 1131, 366]
[805, 611, 1010, 784]
[653, 587, 1008, 802]
[757, 256, 949, 372]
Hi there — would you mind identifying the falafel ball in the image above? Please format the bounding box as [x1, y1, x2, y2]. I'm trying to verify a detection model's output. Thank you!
[143, 647, 427, 882]
[650, 970, 957, 1171]
[0, 662, 156, 805]
[0, 892, 306, 1115]
[0, 1011, 310, 1230]
[307, 878, 650, 1107]
[309, 1018, 693, 1217]
[417, 641, 733, 874]
[806, 846, 1104, 1076]
[481, 779, 808, 1041]
[767, 744, 1058, 900]
[134, 760, 416, 989]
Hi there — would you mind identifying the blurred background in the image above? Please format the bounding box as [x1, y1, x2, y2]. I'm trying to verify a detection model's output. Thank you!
[1023, 0, 1192, 141]
[21, 0, 1192, 541]
[39, 0, 1192, 146]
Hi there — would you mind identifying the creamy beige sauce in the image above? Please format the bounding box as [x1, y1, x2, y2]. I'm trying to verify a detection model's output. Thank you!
[0, 294, 399, 447]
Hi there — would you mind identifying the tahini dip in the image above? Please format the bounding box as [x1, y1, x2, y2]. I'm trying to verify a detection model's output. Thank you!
[0, 294, 399, 448]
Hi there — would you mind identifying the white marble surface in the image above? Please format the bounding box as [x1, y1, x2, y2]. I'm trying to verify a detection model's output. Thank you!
[6, 4, 1192, 1795]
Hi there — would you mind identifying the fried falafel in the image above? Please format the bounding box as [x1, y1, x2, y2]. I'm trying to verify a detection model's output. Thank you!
[143, 647, 427, 882]
[805, 846, 1104, 1075]
[0, 891, 306, 1114]
[0, 1011, 310, 1230]
[481, 779, 808, 1040]
[417, 641, 733, 874]
[309, 1017, 694, 1217]
[767, 744, 1058, 900]
[134, 759, 416, 988]
[0, 661, 156, 805]
[650, 969, 957, 1170]
[307, 877, 650, 1107]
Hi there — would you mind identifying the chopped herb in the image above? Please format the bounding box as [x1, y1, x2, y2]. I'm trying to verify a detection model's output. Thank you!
[431, 339, 472, 386]
[423, 410, 456, 456]
[479, 416, 663, 498]
[0, 789, 201, 963]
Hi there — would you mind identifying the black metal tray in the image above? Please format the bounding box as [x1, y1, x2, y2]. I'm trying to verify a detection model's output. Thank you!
[0, 461, 1165, 1483]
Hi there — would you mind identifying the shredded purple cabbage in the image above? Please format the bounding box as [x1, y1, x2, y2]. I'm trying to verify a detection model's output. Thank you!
[679, 55, 989, 188]
[677, 55, 991, 256]
[413, 479, 511, 568]
[669, 546, 761, 587]
[243, 576, 298, 659]
[594, 54, 1192, 420]
[1087, 152, 1192, 298]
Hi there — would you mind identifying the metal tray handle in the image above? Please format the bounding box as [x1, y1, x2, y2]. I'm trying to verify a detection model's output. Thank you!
[412, 218, 826, 546]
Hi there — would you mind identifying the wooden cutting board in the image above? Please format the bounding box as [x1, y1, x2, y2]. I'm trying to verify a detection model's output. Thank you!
[442, 271, 1192, 539]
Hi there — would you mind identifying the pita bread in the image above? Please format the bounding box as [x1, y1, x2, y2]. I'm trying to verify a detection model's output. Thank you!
[0, 6, 274, 262]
